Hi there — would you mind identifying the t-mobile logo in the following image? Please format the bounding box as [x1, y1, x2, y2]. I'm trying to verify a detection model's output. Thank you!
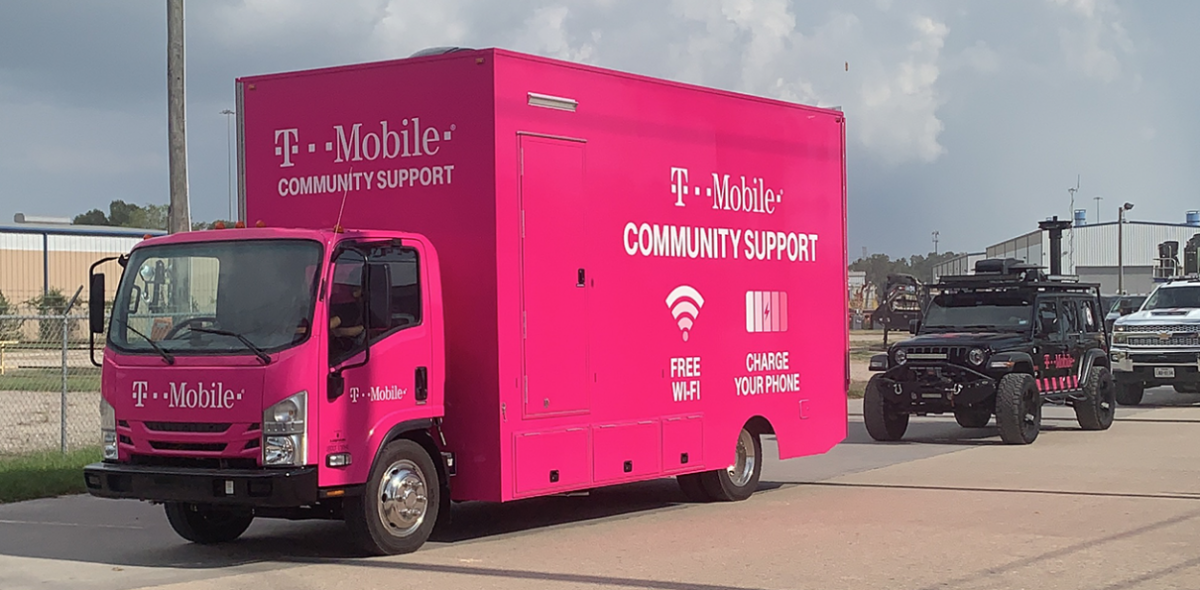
[275, 128, 299, 167]
[133, 381, 149, 408]
[670, 167, 691, 207]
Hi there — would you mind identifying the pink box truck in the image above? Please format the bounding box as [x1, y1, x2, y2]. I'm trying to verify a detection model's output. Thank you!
[83, 47, 849, 555]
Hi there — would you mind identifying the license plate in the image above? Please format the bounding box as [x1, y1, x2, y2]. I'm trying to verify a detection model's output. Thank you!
[1155, 367, 1176, 378]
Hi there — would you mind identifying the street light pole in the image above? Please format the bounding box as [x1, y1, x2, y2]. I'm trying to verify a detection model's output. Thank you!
[1118, 202, 1134, 295]
[220, 109, 235, 221]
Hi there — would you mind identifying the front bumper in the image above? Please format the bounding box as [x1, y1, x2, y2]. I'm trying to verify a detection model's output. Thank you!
[83, 462, 318, 507]
[1111, 348, 1200, 383]
[873, 363, 997, 408]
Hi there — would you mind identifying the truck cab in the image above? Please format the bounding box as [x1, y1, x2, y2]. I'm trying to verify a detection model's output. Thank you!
[84, 227, 449, 554]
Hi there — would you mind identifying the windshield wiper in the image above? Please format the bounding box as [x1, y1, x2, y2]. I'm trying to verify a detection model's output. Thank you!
[187, 327, 272, 365]
[112, 318, 174, 365]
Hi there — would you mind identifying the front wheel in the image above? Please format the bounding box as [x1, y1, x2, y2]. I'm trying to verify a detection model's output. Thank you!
[864, 378, 909, 441]
[995, 373, 1041, 445]
[699, 427, 762, 502]
[346, 438, 440, 555]
[164, 502, 253, 544]
[1075, 366, 1115, 430]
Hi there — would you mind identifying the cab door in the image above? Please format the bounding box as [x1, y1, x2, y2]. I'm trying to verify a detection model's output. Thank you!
[1034, 296, 1070, 394]
[319, 240, 432, 487]
[1059, 298, 1085, 389]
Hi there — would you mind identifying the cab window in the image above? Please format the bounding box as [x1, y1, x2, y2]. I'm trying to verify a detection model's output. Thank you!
[1037, 298, 1062, 340]
[1059, 299, 1080, 334]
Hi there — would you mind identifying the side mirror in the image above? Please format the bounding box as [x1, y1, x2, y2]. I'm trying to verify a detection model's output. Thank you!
[89, 273, 106, 334]
[908, 319, 920, 335]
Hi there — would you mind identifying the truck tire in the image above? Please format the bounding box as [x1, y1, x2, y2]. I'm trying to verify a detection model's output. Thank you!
[995, 373, 1040, 445]
[699, 428, 762, 502]
[164, 502, 253, 544]
[346, 438, 440, 555]
[1074, 366, 1115, 431]
[864, 378, 908, 441]
[953, 406, 991, 428]
[1115, 382, 1144, 406]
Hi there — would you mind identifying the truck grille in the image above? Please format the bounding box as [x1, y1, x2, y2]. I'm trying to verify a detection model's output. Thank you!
[148, 441, 228, 452]
[1121, 324, 1200, 333]
[143, 421, 231, 433]
[1127, 335, 1200, 347]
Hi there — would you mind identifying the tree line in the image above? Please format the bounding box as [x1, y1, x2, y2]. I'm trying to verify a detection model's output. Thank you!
[73, 200, 231, 231]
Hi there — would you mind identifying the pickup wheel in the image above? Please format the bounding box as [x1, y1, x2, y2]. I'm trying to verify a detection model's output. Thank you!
[864, 378, 908, 441]
[1075, 366, 1116, 430]
[954, 406, 992, 428]
[1115, 382, 1144, 406]
[164, 502, 253, 544]
[699, 427, 762, 502]
[346, 439, 440, 556]
[995, 373, 1040, 445]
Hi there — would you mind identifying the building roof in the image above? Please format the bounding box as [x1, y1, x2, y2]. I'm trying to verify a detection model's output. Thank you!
[0, 222, 167, 238]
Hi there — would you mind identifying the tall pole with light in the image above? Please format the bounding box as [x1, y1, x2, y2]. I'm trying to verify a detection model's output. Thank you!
[220, 109, 235, 221]
[931, 231, 940, 282]
[1118, 202, 1134, 295]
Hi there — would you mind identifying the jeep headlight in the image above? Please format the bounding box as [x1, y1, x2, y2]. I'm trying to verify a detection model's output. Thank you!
[263, 391, 307, 466]
[100, 398, 117, 461]
[894, 349, 908, 365]
[968, 348, 986, 366]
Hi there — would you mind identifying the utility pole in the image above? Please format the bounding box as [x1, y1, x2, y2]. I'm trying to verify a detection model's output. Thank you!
[221, 109, 235, 221]
[167, 0, 190, 234]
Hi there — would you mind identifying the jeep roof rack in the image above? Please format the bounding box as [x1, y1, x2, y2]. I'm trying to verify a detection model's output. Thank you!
[933, 258, 1098, 293]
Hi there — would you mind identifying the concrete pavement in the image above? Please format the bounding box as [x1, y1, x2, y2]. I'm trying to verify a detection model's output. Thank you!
[2, 388, 1199, 590]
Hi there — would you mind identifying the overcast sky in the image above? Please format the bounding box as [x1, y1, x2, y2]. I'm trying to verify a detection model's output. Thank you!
[1, 0, 1197, 258]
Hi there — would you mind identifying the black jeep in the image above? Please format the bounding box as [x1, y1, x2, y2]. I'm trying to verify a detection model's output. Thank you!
[865, 258, 1115, 445]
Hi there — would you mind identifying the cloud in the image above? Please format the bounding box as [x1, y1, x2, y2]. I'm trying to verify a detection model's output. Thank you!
[1048, 0, 1133, 83]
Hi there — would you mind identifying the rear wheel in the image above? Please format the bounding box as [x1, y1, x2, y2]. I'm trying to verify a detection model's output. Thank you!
[699, 427, 762, 502]
[1115, 382, 1144, 406]
[995, 373, 1040, 445]
[164, 502, 253, 544]
[954, 406, 992, 428]
[346, 439, 440, 555]
[864, 378, 908, 441]
[1075, 366, 1116, 430]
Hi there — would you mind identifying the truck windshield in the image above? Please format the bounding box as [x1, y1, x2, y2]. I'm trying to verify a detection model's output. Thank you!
[1142, 286, 1200, 310]
[109, 239, 323, 356]
[921, 292, 1033, 332]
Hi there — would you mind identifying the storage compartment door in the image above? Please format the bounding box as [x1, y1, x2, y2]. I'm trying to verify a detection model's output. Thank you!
[519, 136, 590, 417]
[513, 428, 590, 496]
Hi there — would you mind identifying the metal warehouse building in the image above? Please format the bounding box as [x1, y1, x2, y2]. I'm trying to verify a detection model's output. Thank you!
[0, 215, 165, 313]
[934, 210, 1200, 296]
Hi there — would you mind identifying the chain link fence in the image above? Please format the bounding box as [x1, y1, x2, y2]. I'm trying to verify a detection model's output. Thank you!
[0, 301, 105, 456]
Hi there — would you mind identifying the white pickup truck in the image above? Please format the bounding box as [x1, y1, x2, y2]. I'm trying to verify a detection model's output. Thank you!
[1110, 279, 1200, 405]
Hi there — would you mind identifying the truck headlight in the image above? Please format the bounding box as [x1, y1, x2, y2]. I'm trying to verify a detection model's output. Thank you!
[1114, 325, 1126, 332]
[968, 348, 986, 366]
[263, 391, 307, 466]
[100, 398, 117, 460]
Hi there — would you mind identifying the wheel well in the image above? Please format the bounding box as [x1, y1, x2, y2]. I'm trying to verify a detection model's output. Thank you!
[1013, 362, 1033, 374]
[744, 415, 774, 437]
[396, 429, 449, 494]
[1091, 354, 1110, 369]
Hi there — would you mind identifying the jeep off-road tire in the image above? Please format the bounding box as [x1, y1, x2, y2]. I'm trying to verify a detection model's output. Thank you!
[346, 439, 440, 556]
[1115, 382, 1144, 406]
[699, 427, 762, 502]
[1075, 366, 1116, 431]
[164, 502, 254, 544]
[954, 405, 992, 428]
[995, 373, 1041, 445]
[864, 378, 908, 441]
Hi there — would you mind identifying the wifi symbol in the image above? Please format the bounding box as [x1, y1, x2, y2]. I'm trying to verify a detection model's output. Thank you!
[666, 285, 705, 342]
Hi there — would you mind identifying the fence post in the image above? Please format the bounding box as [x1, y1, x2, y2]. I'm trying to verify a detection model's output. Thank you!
[61, 286, 83, 454]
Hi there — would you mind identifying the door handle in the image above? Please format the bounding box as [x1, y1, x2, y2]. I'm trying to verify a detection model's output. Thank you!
[577, 268, 585, 287]
[416, 367, 428, 404]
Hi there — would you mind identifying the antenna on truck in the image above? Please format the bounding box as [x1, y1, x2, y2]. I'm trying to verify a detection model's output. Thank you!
[333, 166, 353, 233]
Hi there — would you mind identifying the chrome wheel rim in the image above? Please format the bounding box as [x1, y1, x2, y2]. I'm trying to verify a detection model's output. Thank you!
[377, 459, 428, 537]
[726, 429, 756, 488]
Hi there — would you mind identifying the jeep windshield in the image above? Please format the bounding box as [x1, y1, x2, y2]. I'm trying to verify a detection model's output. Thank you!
[1142, 286, 1200, 310]
[921, 292, 1033, 333]
[108, 239, 323, 356]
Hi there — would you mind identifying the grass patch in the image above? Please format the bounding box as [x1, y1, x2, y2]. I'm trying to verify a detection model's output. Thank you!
[0, 368, 101, 392]
[0, 447, 100, 504]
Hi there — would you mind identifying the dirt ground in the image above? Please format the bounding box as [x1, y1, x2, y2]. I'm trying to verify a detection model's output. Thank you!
[0, 390, 101, 455]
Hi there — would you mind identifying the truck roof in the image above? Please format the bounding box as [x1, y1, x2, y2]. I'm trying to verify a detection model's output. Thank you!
[132, 226, 422, 250]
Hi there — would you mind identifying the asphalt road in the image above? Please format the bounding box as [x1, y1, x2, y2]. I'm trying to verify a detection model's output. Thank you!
[2, 387, 1199, 590]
